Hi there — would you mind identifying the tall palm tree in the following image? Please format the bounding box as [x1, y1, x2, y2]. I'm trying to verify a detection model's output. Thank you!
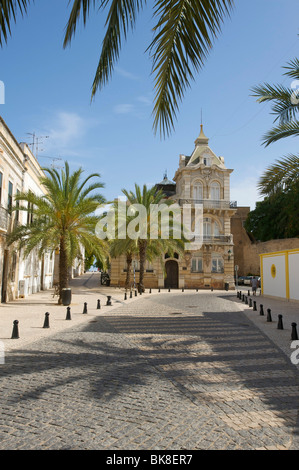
[121, 183, 185, 292]
[7, 161, 108, 304]
[0, 0, 234, 137]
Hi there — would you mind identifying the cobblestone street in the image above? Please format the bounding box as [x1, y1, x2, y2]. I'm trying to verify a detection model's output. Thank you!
[0, 275, 299, 450]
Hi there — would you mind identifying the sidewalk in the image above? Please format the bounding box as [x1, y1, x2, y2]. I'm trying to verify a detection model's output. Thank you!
[0, 273, 299, 366]
[0, 272, 150, 352]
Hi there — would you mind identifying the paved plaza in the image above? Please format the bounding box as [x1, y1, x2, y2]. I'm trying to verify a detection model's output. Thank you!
[0, 273, 299, 450]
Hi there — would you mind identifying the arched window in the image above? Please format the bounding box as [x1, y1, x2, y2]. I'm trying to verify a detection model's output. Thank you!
[193, 181, 203, 200]
[203, 217, 212, 237]
[210, 181, 220, 200]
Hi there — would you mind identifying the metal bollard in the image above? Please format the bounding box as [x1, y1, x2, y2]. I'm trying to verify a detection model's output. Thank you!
[245, 296, 248, 305]
[168, 288, 170, 292]
[158, 288, 161, 293]
[124, 292, 127, 300]
[106, 296, 112, 306]
[211, 286, 214, 292]
[149, 288, 151, 294]
[242, 294, 245, 302]
[266, 308, 272, 322]
[253, 301, 257, 311]
[259, 304, 264, 316]
[135, 290, 137, 297]
[43, 312, 50, 328]
[277, 314, 283, 330]
[182, 288, 184, 292]
[248, 290, 250, 297]
[97, 299, 101, 309]
[130, 291, 132, 299]
[249, 298, 252, 308]
[11, 320, 19, 339]
[291, 323, 298, 340]
[66, 306, 71, 320]
[83, 302, 88, 314]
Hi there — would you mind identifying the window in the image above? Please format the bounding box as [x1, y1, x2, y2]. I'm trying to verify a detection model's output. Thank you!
[193, 182, 203, 200]
[15, 189, 20, 223]
[0, 172, 2, 204]
[8, 181, 13, 215]
[203, 218, 212, 237]
[27, 190, 34, 225]
[210, 182, 220, 200]
[191, 256, 203, 273]
[212, 255, 224, 273]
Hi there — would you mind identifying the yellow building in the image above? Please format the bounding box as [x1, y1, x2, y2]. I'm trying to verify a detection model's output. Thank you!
[110, 127, 236, 290]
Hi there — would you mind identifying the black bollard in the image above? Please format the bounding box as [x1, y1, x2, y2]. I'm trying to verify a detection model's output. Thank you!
[149, 288, 151, 294]
[253, 300, 257, 311]
[242, 294, 245, 302]
[277, 314, 283, 330]
[249, 298, 252, 308]
[97, 299, 101, 309]
[291, 323, 298, 340]
[135, 290, 137, 297]
[259, 304, 264, 316]
[182, 288, 184, 292]
[43, 312, 50, 328]
[124, 292, 127, 300]
[168, 288, 170, 292]
[11, 320, 19, 339]
[106, 296, 112, 306]
[83, 302, 88, 314]
[158, 288, 161, 293]
[248, 290, 250, 297]
[211, 287, 214, 292]
[245, 296, 248, 305]
[66, 306, 71, 320]
[130, 291, 132, 299]
[266, 308, 272, 322]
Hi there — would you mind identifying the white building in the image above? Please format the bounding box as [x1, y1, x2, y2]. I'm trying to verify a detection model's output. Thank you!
[0, 116, 55, 301]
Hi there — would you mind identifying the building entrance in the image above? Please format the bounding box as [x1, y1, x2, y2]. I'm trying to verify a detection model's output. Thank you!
[164, 260, 179, 289]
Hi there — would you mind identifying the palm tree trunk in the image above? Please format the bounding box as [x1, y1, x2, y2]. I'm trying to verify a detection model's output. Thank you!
[138, 240, 147, 293]
[125, 252, 132, 290]
[58, 235, 69, 304]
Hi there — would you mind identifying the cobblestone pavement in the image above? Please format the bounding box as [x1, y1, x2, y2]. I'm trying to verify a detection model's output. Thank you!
[0, 285, 299, 450]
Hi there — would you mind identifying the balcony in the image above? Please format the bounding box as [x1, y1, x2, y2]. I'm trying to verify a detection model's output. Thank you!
[202, 235, 232, 245]
[178, 199, 237, 211]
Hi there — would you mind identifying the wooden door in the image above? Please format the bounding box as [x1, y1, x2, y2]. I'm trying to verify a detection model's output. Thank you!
[164, 260, 179, 289]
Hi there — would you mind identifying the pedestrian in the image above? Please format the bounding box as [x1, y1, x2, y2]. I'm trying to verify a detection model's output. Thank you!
[251, 276, 258, 295]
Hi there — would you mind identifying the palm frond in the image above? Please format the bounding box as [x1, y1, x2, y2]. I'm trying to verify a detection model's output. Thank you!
[0, 0, 31, 46]
[257, 153, 299, 196]
[149, 0, 234, 137]
[262, 120, 299, 147]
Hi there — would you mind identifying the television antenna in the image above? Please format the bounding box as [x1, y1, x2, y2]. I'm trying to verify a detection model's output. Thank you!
[27, 132, 49, 158]
[38, 156, 64, 169]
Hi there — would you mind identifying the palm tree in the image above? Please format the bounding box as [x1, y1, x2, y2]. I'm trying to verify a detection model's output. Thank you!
[252, 58, 299, 195]
[121, 183, 185, 292]
[0, 0, 234, 137]
[7, 161, 108, 304]
[251, 58, 299, 147]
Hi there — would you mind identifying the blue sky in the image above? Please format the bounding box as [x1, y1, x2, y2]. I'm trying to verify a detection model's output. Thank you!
[0, 0, 298, 210]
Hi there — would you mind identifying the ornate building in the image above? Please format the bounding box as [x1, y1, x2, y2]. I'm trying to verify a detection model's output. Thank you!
[110, 126, 236, 290]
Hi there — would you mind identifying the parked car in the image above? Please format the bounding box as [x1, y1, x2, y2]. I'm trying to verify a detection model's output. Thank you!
[236, 276, 245, 285]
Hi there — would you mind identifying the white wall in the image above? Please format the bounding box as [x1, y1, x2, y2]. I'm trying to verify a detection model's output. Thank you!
[288, 251, 299, 301]
[261, 250, 299, 301]
[262, 254, 286, 299]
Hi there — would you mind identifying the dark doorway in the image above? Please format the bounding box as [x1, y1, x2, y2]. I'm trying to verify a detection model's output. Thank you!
[164, 260, 179, 289]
